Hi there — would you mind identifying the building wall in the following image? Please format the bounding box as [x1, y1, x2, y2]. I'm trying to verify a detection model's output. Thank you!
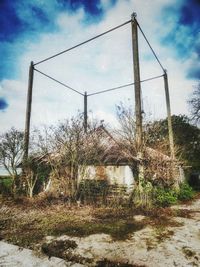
[78, 165, 134, 188]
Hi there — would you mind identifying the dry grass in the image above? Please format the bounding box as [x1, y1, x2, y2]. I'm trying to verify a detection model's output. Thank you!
[0, 197, 146, 249]
[0, 195, 188, 253]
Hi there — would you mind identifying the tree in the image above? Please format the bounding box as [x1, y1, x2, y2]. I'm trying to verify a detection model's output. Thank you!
[115, 103, 175, 185]
[189, 82, 200, 124]
[146, 115, 200, 170]
[0, 128, 24, 193]
[23, 158, 38, 198]
[22, 156, 51, 198]
[32, 114, 104, 199]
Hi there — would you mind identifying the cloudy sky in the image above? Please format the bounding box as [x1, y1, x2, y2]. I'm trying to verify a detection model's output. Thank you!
[0, 0, 199, 133]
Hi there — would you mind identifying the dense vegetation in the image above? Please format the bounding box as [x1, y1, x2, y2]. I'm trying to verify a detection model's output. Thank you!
[0, 112, 199, 265]
[0, 113, 198, 208]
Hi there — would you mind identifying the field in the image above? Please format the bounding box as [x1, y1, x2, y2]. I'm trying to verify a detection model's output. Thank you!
[0, 194, 200, 266]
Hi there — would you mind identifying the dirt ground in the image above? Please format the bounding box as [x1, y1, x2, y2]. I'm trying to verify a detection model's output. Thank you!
[0, 196, 200, 267]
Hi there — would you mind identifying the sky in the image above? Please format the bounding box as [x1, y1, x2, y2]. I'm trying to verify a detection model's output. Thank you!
[0, 0, 200, 133]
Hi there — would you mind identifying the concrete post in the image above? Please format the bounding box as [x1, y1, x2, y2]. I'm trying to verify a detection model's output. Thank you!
[84, 91, 88, 133]
[131, 13, 144, 180]
[163, 71, 175, 160]
[131, 13, 143, 150]
[24, 61, 34, 160]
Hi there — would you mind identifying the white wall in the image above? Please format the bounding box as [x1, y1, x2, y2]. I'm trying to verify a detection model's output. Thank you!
[78, 165, 134, 188]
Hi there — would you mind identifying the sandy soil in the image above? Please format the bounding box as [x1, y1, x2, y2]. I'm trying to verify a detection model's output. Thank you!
[0, 199, 200, 267]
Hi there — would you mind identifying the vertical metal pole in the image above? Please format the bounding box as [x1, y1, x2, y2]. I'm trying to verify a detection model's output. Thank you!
[163, 70, 175, 160]
[131, 13, 143, 150]
[84, 91, 88, 133]
[131, 13, 144, 181]
[24, 61, 34, 160]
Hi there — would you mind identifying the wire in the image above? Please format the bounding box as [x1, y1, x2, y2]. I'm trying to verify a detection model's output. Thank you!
[34, 67, 163, 98]
[34, 20, 131, 66]
[141, 74, 164, 84]
[34, 68, 84, 96]
[135, 19, 165, 72]
[88, 82, 134, 96]
[88, 74, 164, 97]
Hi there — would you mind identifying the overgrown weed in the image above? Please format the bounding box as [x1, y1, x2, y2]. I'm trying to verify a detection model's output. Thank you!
[0, 195, 194, 250]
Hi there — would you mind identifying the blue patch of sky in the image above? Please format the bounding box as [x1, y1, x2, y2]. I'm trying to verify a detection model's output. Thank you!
[0, 1, 57, 42]
[57, 0, 117, 23]
[56, 0, 104, 24]
[0, 1, 62, 79]
[188, 68, 200, 80]
[0, 0, 57, 80]
[64, 0, 103, 15]
[0, 0, 117, 81]
[0, 39, 26, 80]
[0, 97, 8, 111]
[179, 0, 200, 27]
[0, 1, 24, 41]
[160, 0, 200, 79]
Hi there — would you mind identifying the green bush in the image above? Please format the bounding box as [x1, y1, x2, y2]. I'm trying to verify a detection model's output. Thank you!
[0, 177, 12, 195]
[178, 182, 194, 201]
[154, 187, 178, 207]
[33, 164, 52, 194]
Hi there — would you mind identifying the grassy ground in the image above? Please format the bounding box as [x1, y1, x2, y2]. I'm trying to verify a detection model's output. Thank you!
[1, 193, 199, 267]
[0, 197, 144, 248]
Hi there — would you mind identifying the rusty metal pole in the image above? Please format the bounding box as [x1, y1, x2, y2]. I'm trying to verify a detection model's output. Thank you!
[24, 61, 34, 160]
[84, 91, 88, 133]
[163, 70, 175, 160]
[131, 13, 144, 180]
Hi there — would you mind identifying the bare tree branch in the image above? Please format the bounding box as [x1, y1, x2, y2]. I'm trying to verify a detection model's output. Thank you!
[189, 82, 200, 124]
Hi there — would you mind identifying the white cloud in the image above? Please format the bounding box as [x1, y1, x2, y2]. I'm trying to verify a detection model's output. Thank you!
[90, 109, 119, 127]
[0, 79, 26, 131]
[0, 0, 197, 133]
